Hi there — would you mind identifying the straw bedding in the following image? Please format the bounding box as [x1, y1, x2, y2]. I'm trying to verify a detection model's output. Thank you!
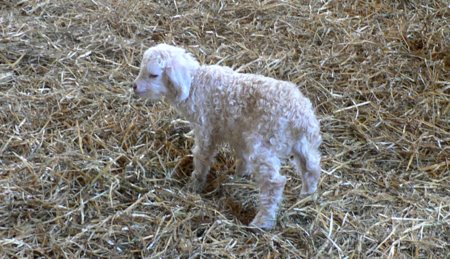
[0, 0, 448, 257]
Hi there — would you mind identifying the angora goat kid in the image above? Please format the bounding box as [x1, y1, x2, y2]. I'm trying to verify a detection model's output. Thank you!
[133, 44, 322, 230]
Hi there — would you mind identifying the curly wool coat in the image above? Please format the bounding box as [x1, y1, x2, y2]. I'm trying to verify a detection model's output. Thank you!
[134, 44, 322, 229]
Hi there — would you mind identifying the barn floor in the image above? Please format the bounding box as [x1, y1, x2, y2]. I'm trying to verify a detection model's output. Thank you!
[1, 0, 448, 258]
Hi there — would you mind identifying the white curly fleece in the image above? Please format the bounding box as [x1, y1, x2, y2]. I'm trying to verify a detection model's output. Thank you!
[134, 44, 322, 229]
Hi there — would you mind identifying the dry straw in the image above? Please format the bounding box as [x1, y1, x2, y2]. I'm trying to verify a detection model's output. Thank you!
[1, 0, 448, 258]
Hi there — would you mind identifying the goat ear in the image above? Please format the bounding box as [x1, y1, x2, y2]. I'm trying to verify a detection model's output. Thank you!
[165, 55, 193, 102]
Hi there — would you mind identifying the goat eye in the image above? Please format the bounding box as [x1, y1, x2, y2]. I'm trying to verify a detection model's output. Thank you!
[149, 74, 158, 79]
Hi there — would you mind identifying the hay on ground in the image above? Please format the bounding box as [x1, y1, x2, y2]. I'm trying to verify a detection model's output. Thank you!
[0, 0, 448, 257]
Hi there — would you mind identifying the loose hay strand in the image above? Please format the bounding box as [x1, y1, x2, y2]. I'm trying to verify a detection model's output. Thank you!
[1, 0, 449, 258]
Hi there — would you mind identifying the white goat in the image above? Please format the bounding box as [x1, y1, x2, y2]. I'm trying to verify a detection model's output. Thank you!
[133, 44, 322, 229]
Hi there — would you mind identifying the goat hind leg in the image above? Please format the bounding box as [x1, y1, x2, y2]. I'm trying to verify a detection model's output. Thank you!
[250, 156, 286, 230]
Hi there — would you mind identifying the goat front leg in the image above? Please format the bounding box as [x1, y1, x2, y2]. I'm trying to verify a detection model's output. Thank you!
[235, 149, 253, 177]
[190, 134, 217, 193]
